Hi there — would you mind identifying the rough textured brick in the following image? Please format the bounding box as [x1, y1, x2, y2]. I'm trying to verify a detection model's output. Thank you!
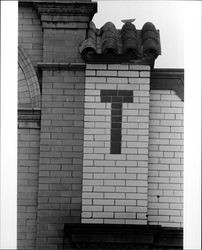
[140, 71, 150, 77]
[87, 64, 107, 70]
[129, 78, 150, 84]
[97, 70, 117, 77]
[129, 65, 150, 70]
[18, 7, 43, 72]
[35, 70, 85, 250]
[108, 64, 129, 70]
[18, 128, 40, 250]
[118, 71, 139, 77]
[107, 77, 128, 84]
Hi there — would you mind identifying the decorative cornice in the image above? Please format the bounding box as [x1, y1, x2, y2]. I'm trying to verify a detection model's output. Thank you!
[33, 1, 97, 29]
[38, 62, 86, 71]
[34, 2, 97, 15]
[150, 68, 184, 101]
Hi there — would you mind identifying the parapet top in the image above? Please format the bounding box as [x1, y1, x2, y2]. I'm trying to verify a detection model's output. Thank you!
[79, 21, 161, 67]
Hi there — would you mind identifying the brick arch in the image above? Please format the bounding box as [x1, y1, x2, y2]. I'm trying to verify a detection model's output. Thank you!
[18, 46, 41, 109]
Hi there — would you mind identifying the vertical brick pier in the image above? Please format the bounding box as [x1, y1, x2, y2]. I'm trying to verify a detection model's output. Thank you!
[34, 2, 97, 250]
[82, 64, 151, 224]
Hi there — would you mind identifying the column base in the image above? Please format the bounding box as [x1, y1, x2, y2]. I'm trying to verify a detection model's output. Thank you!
[63, 223, 183, 250]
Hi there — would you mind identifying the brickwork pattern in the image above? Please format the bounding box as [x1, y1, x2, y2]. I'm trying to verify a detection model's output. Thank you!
[36, 70, 85, 250]
[18, 6, 43, 70]
[18, 128, 40, 250]
[18, 46, 41, 109]
[148, 90, 183, 227]
[82, 64, 150, 224]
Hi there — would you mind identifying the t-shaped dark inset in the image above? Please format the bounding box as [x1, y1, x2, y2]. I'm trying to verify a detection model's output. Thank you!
[100, 90, 133, 154]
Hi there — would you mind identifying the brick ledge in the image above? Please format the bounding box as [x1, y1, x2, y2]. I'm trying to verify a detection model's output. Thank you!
[38, 62, 86, 71]
[18, 109, 41, 129]
[63, 223, 183, 249]
[151, 69, 184, 101]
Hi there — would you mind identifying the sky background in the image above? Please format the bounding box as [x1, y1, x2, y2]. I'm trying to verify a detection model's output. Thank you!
[92, 1, 184, 68]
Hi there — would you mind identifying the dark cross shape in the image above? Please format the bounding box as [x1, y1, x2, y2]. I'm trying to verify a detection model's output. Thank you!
[100, 90, 133, 154]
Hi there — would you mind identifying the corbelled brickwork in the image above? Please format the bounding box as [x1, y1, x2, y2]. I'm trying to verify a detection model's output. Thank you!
[82, 64, 150, 224]
[18, 128, 40, 250]
[148, 90, 183, 227]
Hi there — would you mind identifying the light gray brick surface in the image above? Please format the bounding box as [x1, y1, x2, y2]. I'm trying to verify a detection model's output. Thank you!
[82, 64, 150, 224]
[148, 90, 183, 227]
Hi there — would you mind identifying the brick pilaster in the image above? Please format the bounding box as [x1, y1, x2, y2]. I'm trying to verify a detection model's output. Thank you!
[35, 2, 97, 250]
[82, 64, 151, 224]
[35, 1, 97, 63]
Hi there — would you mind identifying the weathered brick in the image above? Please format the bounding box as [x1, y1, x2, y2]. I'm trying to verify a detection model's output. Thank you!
[104, 206, 124, 212]
[86, 76, 107, 83]
[97, 70, 117, 77]
[140, 71, 150, 77]
[82, 218, 103, 223]
[129, 78, 150, 84]
[82, 205, 102, 212]
[18, 127, 40, 249]
[149, 215, 169, 222]
[108, 64, 129, 70]
[87, 64, 107, 70]
[129, 65, 150, 71]
[118, 71, 139, 77]
[93, 212, 113, 218]
[107, 77, 128, 84]
[93, 199, 114, 205]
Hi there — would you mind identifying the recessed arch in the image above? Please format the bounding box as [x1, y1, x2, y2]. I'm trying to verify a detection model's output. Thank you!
[18, 46, 41, 109]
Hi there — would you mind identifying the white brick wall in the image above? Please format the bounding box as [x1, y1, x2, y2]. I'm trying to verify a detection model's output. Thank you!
[82, 67, 184, 227]
[148, 90, 183, 227]
[82, 64, 150, 224]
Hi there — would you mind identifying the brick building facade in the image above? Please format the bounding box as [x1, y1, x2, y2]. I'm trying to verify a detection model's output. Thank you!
[18, 1, 184, 250]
